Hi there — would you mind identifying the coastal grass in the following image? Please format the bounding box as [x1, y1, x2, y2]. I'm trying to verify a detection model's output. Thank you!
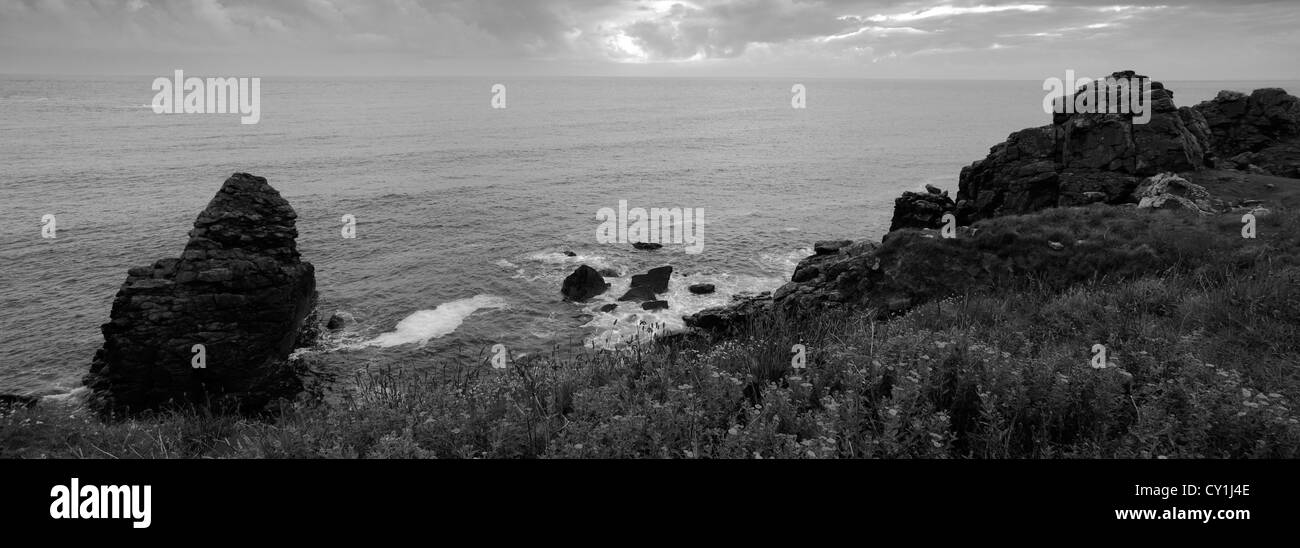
[3, 206, 1299, 458]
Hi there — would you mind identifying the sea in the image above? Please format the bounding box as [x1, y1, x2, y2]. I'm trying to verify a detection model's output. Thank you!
[2, 75, 1296, 396]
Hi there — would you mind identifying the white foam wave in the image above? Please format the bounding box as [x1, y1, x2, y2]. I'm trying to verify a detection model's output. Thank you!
[363, 294, 508, 348]
[524, 250, 619, 272]
[581, 271, 786, 349]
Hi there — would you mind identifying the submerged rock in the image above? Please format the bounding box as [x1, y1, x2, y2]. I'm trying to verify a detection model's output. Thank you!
[84, 173, 317, 415]
[632, 242, 663, 251]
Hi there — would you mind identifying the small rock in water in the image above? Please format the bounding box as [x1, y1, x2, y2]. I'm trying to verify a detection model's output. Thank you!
[688, 283, 716, 295]
[1048, 241, 1065, 250]
[599, 304, 618, 313]
[563, 250, 577, 257]
[597, 267, 620, 277]
[562, 265, 610, 302]
[924, 184, 945, 195]
[618, 266, 673, 302]
[326, 311, 355, 330]
[642, 300, 670, 311]
[632, 242, 663, 251]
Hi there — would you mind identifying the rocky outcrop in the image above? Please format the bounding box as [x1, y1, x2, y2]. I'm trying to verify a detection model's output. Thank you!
[889, 188, 955, 231]
[690, 74, 1299, 338]
[685, 292, 772, 333]
[618, 266, 673, 302]
[1194, 88, 1300, 178]
[952, 72, 1226, 225]
[935, 74, 1300, 228]
[84, 173, 317, 415]
[561, 265, 610, 302]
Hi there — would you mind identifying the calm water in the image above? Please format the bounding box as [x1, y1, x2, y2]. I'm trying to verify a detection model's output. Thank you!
[1, 75, 1295, 395]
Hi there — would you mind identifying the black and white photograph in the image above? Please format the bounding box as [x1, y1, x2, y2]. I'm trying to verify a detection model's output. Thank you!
[1, 0, 1297, 534]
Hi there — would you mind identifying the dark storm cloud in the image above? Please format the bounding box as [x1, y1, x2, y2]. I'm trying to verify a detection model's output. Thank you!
[0, 0, 1296, 78]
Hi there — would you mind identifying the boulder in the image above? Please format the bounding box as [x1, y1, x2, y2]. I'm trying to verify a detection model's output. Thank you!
[599, 304, 618, 313]
[642, 300, 670, 311]
[326, 311, 355, 330]
[84, 173, 317, 415]
[1135, 172, 1213, 214]
[688, 283, 716, 295]
[618, 266, 673, 302]
[561, 265, 610, 302]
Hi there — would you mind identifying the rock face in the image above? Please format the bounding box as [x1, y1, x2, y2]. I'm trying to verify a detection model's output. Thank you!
[618, 266, 673, 302]
[84, 173, 317, 415]
[561, 265, 610, 302]
[1194, 89, 1300, 178]
[944, 74, 1300, 227]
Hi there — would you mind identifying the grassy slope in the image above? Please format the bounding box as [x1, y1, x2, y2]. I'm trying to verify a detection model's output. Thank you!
[3, 172, 1299, 458]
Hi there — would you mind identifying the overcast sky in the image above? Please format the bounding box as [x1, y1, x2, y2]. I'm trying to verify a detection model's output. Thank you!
[1, 0, 1296, 79]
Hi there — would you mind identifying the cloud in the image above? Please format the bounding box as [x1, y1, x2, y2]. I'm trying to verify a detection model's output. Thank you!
[0, 0, 1296, 78]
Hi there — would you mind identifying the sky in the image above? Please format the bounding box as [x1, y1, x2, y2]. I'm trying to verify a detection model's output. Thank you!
[1, 0, 1297, 79]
